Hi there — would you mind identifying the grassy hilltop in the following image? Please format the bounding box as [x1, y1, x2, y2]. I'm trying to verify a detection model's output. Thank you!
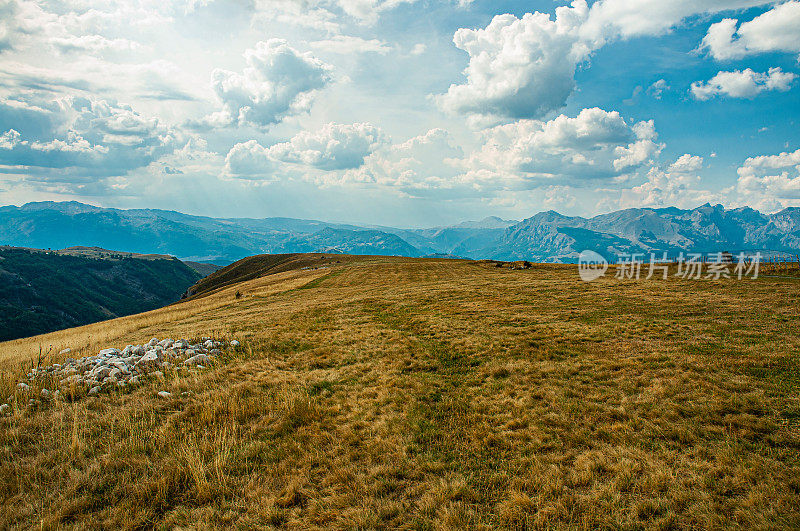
[0, 254, 798, 528]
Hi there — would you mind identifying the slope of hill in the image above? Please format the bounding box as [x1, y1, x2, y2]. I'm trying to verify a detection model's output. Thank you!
[0, 255, 797, 528]
[1, 201, 799, 263]
[184, 253, 359, 299]
[0, 247, 202, 341]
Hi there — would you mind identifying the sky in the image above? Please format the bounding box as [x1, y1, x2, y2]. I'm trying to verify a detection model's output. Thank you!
[0, 0, 798, 227]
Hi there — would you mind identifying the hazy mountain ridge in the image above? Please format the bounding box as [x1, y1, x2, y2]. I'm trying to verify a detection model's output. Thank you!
[1, 201, 798, 263]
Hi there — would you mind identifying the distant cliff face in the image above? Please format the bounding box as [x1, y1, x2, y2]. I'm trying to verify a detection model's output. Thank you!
[0, 201, 798, 264]
[0, 247, 202, 341]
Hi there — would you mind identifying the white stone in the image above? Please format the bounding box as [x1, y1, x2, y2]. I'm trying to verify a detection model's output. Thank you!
[134, 352, 162, 373]
[88, 386, 101, 395]
[59, 348, 71, 355]
[157, 391, 172, 399]
[92, 366, 112, 380]
[148, 338, 159, 347]
[61, 375, 82, 386]
[185, 353, 211, 367]
[99, 348, 121, 357]
[0, 404, 9, 415]
[204, 340, 214, 349]
[17, 382, 30, 392]
[230, 340, 240, 347]
[41, 389, 51, 399]
[159, 339, 174, 349]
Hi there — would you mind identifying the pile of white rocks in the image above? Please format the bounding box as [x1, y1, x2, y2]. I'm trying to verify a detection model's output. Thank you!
[0, 337, 240, 414]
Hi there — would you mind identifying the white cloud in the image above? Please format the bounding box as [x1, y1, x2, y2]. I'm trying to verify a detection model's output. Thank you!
[669, 153, 703, 173]
[151, 136, 223, 177]
[736, 148, 800, 206]
[619, 154, 714, 209]
[343, 128, 464, 192]
[207, 39, 333, 129]
[691, 67, 797, 100]
[438, 3, 591, 124]
[463, 108, 663, 188]
[223, 140, 279, 180]
[308, 35, 392, 55]
[438, 1, 777, 124]
[0, 95, 179, 181]
[334, 0, 417, 23]
[224, 122, 386, 179]
[580, 0, 772, 42]
[647, 79, 669, 99]
[0, 0, 170, 56]
[700, 2, 800, 61]
[269, 122, 386, 170]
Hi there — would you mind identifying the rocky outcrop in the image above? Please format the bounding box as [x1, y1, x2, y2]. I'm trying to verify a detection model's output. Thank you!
[0, 337, 240, 415]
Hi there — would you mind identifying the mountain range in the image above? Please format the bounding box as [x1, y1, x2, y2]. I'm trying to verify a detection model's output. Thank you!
[1, 201, 799, 263]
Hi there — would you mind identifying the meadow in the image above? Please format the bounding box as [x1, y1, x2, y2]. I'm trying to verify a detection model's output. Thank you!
[0, 255, 798, 528]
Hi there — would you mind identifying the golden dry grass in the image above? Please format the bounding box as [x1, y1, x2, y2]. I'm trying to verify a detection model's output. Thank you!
[1, 255, 799, 529]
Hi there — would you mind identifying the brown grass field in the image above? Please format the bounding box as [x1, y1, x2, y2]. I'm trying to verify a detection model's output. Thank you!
[0, 255, 799, 529]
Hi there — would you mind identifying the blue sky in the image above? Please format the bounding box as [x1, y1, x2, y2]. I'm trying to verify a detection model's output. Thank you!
[0, 0, 798, 227]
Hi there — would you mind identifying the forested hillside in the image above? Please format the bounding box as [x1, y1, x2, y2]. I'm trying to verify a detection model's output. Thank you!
[0, 247, 201, 341]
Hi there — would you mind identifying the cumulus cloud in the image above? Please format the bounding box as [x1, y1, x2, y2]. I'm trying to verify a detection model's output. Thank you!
[207, 39, 333, 129]
[0, 128, 22, 149]
[691, 68, 797, 100]
[0, 0, 159, 56]
[462, 108, 663, 188]
[224, 122, 385, 179]
[736, 148, 800, 206]
[668, 153, 703, 173]
[343, 128, 464, 192]
[224, 140, 279, 180]
[0, 96, 178, 181]
[619, 154, 714, 209]
[439, 0, 777, 123]
[700, 2, 800, 61]
[580, 0, 772, 42]
[438, 3, 591, 124]
[269, 122, 385, 170]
